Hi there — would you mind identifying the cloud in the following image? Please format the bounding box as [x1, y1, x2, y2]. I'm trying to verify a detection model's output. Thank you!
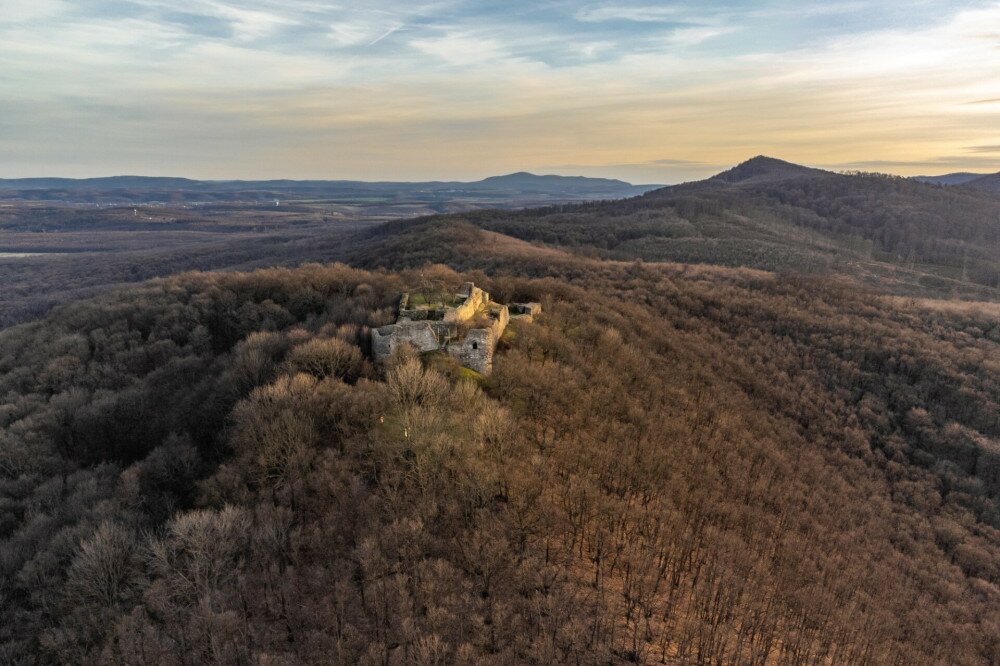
[409, 31, 510, 65]
[830, 156, 1000, 170]
[579, 41, 616, 59]
[329, 20, 389, 47]
[665, 25, 738, 46]
[575, 5, 682, 23]
[649, 158, 710, 166]
[0, 0, 67, 24]
[367, 25, 403, 46]
[4, 0, 1000, 180]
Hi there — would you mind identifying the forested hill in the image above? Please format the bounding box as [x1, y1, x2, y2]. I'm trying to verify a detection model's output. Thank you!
[967, 172, 1000, 194]
[701, 155, 831, 185]
[433, 157, 1000, 300]
[913, 173, 986, 186]
[912, 171, 1000, 193]
[1, 249, 999, 663]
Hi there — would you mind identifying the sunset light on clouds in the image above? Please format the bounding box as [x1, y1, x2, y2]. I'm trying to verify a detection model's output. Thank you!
[3, 0, 1000, 182]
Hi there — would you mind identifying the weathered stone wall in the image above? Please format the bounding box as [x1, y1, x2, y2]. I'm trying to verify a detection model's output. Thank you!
[398, 308, 447, 322]
[445, 305, 509, 374]
[444, 286, 489, 324]
[491, 304, 510, 334]
[510, 302, 542, 317]
[371, 321, 440, 360]
[447, 329, 494, 374]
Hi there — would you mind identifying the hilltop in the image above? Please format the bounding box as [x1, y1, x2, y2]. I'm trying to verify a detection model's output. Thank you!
[702, 155, 830, 185]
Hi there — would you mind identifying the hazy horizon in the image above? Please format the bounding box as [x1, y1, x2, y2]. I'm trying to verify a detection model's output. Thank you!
[4, 0, 1000, 182]
[0, 158, 997, 186]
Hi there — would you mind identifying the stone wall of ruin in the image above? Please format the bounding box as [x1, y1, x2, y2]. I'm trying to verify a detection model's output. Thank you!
[371, 322, 440, 360]
[372, 283, 515, 374]
[446, 305, 509, 374]
[443, 286, 489, 324]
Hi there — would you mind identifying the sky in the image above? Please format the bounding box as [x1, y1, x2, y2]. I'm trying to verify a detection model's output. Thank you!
[2, 0, 1000, 183]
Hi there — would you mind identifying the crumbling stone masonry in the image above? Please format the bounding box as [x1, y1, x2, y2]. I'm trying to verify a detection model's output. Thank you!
[371, 282, 539, 375]
[509, 302, 542, 322]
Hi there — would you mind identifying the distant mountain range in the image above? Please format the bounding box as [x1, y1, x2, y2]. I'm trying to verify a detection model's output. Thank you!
[0, 172, 659, 204]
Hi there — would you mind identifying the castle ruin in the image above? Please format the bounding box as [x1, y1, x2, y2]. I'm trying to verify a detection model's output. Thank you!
[371, 282, 540, 374]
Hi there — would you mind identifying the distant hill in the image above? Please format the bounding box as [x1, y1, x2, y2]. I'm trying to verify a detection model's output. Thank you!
[0, 176, 203, 190]
[912, 172, 986, 186]
[0, 173, 658, 204]
[966, 172, 1000, 194]
[473, 171, 650, 194]
[910, 171, 1000, 193]
[363, 156, 1000, 300]
[704, 155, 830, 185]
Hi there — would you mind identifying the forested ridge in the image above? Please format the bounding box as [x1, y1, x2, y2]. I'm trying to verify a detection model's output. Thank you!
[2, 221, 999, 664]
[433, 160, 1000, 300]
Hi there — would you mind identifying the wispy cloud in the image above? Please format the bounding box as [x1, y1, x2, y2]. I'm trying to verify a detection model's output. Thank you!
[409, 31, 510, 65]
[666, 25, 739, 46]
[0, 0, 67, 23]
[649, 158, 710, 166]
[367, 24, 403, 46]
[831, 156, 1000, 170]
[575, 4, 683, 23]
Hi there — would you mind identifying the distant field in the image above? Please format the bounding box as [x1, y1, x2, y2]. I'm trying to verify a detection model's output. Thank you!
[0, 200, 382, 328]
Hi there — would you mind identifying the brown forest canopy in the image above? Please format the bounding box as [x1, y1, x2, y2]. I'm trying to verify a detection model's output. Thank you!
[1, 251, 999, 664]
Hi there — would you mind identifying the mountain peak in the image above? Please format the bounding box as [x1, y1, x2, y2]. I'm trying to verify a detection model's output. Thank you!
[710, 156, 829, 184]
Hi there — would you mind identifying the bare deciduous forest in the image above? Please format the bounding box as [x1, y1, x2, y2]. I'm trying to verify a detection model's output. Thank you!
[2, 196, 999, 664]
[7, 0, 1000, 659]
